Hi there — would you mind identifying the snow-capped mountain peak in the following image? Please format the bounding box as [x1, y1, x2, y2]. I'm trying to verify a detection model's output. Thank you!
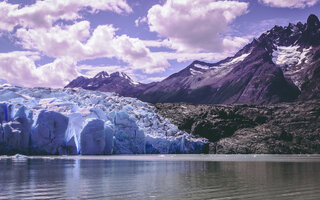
[110, 72, 140, 85]
[65, 71, 142, 97]
[94, 71, 110, 79]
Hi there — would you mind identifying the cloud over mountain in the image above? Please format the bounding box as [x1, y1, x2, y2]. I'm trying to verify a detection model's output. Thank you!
[147, 0, 249, 52]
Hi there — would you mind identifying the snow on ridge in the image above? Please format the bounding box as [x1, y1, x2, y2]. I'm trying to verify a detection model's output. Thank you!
[224, 53, 250, 66]
[205, 53, 250, 79]
[119, 72, 140, 85]
[193, 64, 210, 70]
[188, 53, 250, 77]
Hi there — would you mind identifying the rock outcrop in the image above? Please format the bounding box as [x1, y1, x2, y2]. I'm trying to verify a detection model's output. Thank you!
[155, 100, 320, 154]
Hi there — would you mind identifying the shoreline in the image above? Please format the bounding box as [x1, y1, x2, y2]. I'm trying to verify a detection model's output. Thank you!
[2, 154, 320, 162]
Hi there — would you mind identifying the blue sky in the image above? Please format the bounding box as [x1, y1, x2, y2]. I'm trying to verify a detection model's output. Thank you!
[0, 0, 319, 87]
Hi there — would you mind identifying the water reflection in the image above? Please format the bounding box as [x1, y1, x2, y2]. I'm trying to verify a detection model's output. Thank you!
[0, 156, 320, 199]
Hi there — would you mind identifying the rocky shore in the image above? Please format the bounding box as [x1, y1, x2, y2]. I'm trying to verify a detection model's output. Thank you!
[155, 100, 320, 154]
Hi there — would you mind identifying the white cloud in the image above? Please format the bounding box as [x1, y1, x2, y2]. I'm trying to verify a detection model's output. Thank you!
[0, 51, 78, 87]
[17, 23, 170, 74]
[0, 0, 132, 31]
[0, 0, 254, 88]
[147, 0, 249, 52]
[135, 16, 147, 27]
[259, 0, 319, 8]
[38, 57, 78, 87]
[12, 19, 238, 87]
[16, 21, 90, 59]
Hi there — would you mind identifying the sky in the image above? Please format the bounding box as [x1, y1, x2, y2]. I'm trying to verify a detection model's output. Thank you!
[0, 0, 319, 87]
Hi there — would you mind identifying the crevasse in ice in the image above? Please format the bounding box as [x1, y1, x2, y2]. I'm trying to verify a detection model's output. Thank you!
[0, 85, 208, 155]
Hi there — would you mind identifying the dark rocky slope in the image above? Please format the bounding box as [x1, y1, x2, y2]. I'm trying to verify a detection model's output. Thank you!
[155, 100, 320, 154]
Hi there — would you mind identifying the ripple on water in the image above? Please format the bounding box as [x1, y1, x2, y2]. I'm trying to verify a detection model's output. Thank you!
[0, 155, 320, 199]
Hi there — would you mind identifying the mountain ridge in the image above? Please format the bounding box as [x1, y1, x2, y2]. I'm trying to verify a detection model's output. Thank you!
[66, 14, 320, 105]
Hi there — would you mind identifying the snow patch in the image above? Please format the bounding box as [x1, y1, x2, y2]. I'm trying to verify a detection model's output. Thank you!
[272, 45, 312, 89]
[272, 45, 300, 66]
[224, 53, 250, 66]
[124, 74, 140, 86]
[207, 53, 250, 79]
[194, 64, 210, 70]
[190, 68, 204, 75]
[272, 45, 311, 67]
[130, 79, 140, 86]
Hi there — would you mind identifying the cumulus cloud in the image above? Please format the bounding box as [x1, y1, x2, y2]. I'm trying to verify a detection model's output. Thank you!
[0, 0, 132, 31]
[87, 25, 170, 73]
[11, 19, 237, 87]
[259, 0, 319, 8]
[0, 51, 78, 87]
[16, 21, 90, 59]
[17, 23, 170, 74]
[0, 0, 253, 88]
[147, 0, 249, 52]
[1, 0, 171, 87]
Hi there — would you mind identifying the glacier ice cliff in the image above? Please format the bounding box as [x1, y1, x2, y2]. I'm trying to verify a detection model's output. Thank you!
[0, 85, 208, 155]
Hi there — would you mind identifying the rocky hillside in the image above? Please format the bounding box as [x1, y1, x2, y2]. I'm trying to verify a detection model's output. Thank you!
[155, 100, 320, 154]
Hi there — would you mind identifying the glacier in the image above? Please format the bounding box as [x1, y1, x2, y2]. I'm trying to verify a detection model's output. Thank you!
[0, 85, 208, 155]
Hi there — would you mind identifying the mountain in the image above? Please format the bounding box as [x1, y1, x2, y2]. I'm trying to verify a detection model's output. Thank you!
[66, 14, 320, 104]
[65, 71, 147, 97]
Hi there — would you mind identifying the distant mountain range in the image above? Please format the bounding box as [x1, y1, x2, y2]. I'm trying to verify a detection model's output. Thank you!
[66, 14, 320, 104]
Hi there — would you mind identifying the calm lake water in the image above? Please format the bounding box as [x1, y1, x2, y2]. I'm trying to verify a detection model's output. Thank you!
[1, 154, 320, 200]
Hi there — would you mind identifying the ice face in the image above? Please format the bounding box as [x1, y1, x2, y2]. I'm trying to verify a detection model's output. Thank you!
[113, 111, 145, 154]
[0, 85, 208, 155]
[31, 110, 69, 155]
[0, 103, 9, 122]
[0, 106, 33, 153]
[104, 121, 114, 155]
[80, 119, 106, 155]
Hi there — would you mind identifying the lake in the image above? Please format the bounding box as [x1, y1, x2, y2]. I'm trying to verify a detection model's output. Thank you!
[1, 154, 320, 199]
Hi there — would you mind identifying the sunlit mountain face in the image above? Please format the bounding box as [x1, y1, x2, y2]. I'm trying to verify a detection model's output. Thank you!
[0, 0, 319, 89]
